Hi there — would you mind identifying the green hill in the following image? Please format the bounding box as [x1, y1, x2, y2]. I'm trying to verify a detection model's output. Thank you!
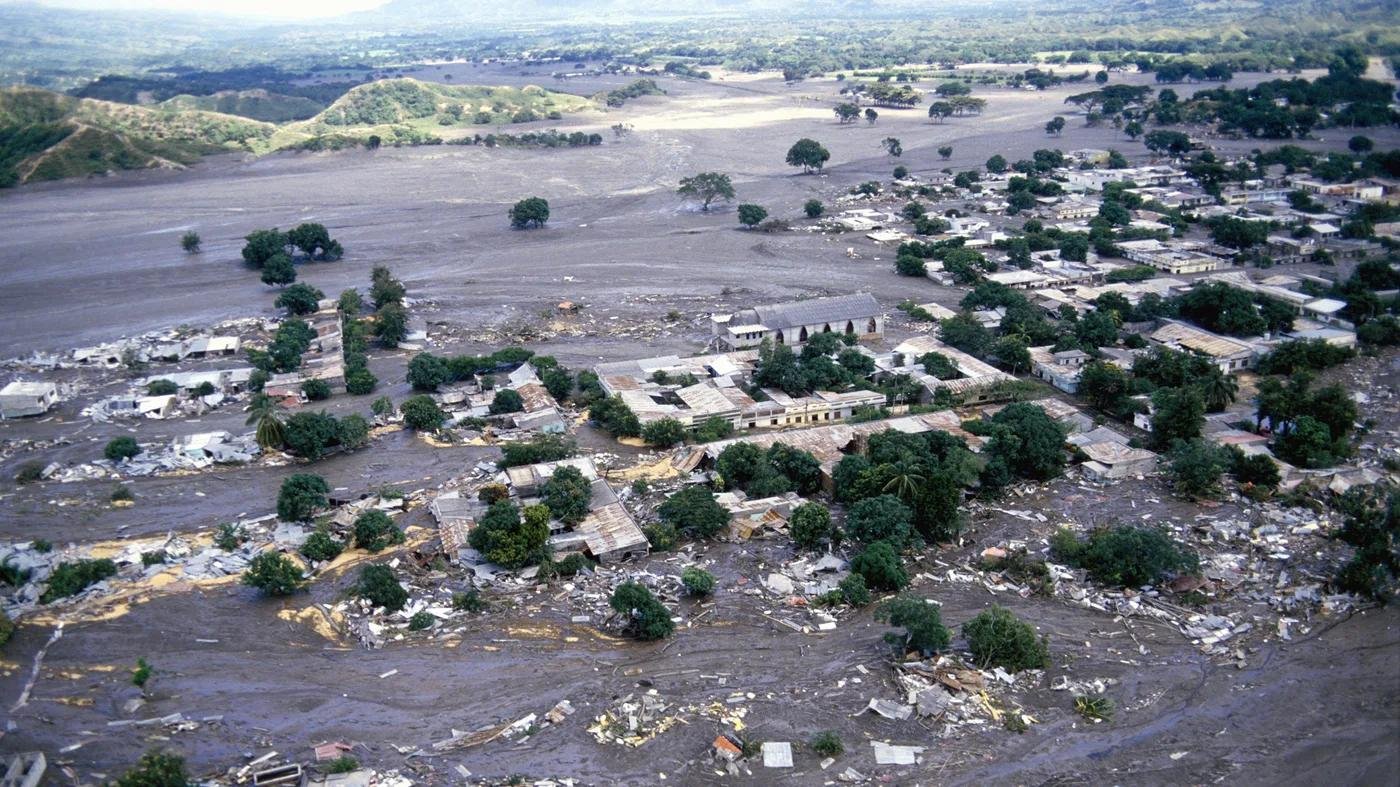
[0, 86, 277, 187]
[157, 90, 327, 123]
[0, 78, 600, 187]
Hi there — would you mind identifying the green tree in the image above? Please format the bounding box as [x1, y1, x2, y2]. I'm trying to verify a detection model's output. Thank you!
[242, 552, 304, 597]
[658, 485, 729, 539]
[180, 230, 201, 254]
[881, 136, 903, 157]
[642, 417, 686, 448]
[401, 395, 446, 431]
[277, 474, 328, 521]
[115, 750, 191, 787]
[677, 172, 736, 211]
[374, 301, 408, 346]
[789, 502, 836, 550]
[879, 596, 950, 656]
[245, 394, 287, 450]
[834, 102, 861, 123]
[846, 494, 915, 547]
[260, 252, 296, 287]
[737, 203, 768, 228]
[981, 403, 1067, 481]
[992, 336, 1031, 374]
[851, 540, 908, 591]
[354, 510, 405, 552]
[282, 410, 341, 459]
[407, 352, 450, 391]
[105, 436, 141, 462]
[1078, 361, 1130, 413]
[1168, 439, 1230, 500]
[1149, 387, 1205, 452]
[469, 501, 551, 569]
[356, 564, 408, 611]
[1045, 116, 1066, 136]
[786, 138, 830, 173]
[591, 395, 642, 438]
[275, 283, 324, 316]
[804, 199, 824, 218]
[1058, 525, 1198, 587]
[1198, 367, 1239, 413]
[985, 154, 1008, 173]
[288, 222, 337, 259]
[610, 581, 674, 640]
[937, 145, 953, 159]
[242, 228, 287, 267]
[509, 197, 550, 228]
[542, 465, 593, 525]
[489, 388, 525, 415]
[301, 530, 344, 562]
[963, 606, 1048, 671]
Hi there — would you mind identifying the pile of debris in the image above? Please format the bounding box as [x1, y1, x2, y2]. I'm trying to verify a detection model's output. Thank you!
[40, 431, 264, 482]
[587, 691, 682, 747]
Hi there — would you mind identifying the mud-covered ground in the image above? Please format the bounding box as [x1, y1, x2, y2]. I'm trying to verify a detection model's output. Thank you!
[1, 65, 1399, 785]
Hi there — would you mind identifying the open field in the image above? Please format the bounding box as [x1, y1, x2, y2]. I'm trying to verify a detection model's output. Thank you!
[1, 66, 1399, 785]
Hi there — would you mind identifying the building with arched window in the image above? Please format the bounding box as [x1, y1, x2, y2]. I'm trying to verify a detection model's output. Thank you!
[711, 293, 883, 351]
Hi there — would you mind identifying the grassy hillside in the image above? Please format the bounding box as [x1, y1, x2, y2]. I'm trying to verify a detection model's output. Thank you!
[0, 86, 276, 187]
[158, 90, 327, 123]
[0, 78, 600, 187]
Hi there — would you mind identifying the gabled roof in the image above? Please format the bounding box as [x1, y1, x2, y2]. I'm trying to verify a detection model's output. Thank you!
[732, 293, 879, 332]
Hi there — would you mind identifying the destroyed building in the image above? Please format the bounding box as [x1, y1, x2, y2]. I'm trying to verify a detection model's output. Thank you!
[0, 381, 58, 419]
[263, 303, 347, 403]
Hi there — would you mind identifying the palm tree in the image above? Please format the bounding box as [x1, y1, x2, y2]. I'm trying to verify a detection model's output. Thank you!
[246, 394, 287, 450]
[882, 465, 925, 505]
[1199, 368, 1239, 413]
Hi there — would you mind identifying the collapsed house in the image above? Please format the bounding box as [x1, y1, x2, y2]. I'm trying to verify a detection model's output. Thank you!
[1067, 426, 1158, 480]
[263, 303, 347, 403]
[0, 381, 59, 419]
[594, 350, 886, 430]
[711, 292, 883, 351]
[431, 457, 648, 566]
[880, 336, 1018, 405]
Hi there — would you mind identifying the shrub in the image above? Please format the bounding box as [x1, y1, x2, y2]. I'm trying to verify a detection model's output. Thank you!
[141, 550, 166, 566]
[105, 437, 141, 462]
[115, 750, 190, 787]
[31, 539, 52, 553]
[401, 395, 447, 431]
[353, 510, 405, 553]
[837, 573, 871, 606]
[810, 731, 844, 757]
[215, 523, 246, 551]
[277, 474, 329, 521]
[371, 396, 395, 416]
[1074, 695, 1114, 722]
[610, 581, 674, 640]
[804, 199, 825, 218]
[131, 657, 152, 687]
[41, 558, 118, 603]
[658, 486, 730, 539]
[1057, 524, 1198, 587]
[499, 434, 576, 467]
[346, 366, 378, 395]
[146, 379, 179, 396]
[110, 485, 134, 502]
[542, 553, 593, 579]
[15, 460, 44, 484]
[452, 589, 487, 612]
[681, 566, 716, 596]
[301, 530, 344, 562]
[962, 605, 1048, 671]
[879, 596, 950, 656]
[356, 564, 408, 611]
[789, 502, 836, 550]
[241, 552, 304, 596]
[1168, 439, 1229, 500]
[326, 756, 359, 774]
[851, 541, 908, 591]
[408, 611, 435, 630]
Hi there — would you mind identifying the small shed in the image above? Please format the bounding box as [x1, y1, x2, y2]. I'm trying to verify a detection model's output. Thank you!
[0, 381, 59, 419]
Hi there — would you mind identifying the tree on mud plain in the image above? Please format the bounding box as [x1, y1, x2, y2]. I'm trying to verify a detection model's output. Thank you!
[865, 107, 879, 125]
[277, 473, 329, 522]
[1045, 116, 1066, 136]
[242, 552, 304, 597]
[881, 136, 902, 157]
[676, 171, 735, 211]
[180, 230, 200, 254]
[833, 102, 861, 123]
[786, 138, 830, 174]
[509, 196, 550, 229]
[610, 581, 674, 640]
[260, 253, 296, 287]
[937, 145, 953, 159]
[737, 204, 768, 228]
[804, 199, 824, 218]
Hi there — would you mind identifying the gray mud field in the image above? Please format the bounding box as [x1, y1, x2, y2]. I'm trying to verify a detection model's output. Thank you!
[1, 68, 1398, 785]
